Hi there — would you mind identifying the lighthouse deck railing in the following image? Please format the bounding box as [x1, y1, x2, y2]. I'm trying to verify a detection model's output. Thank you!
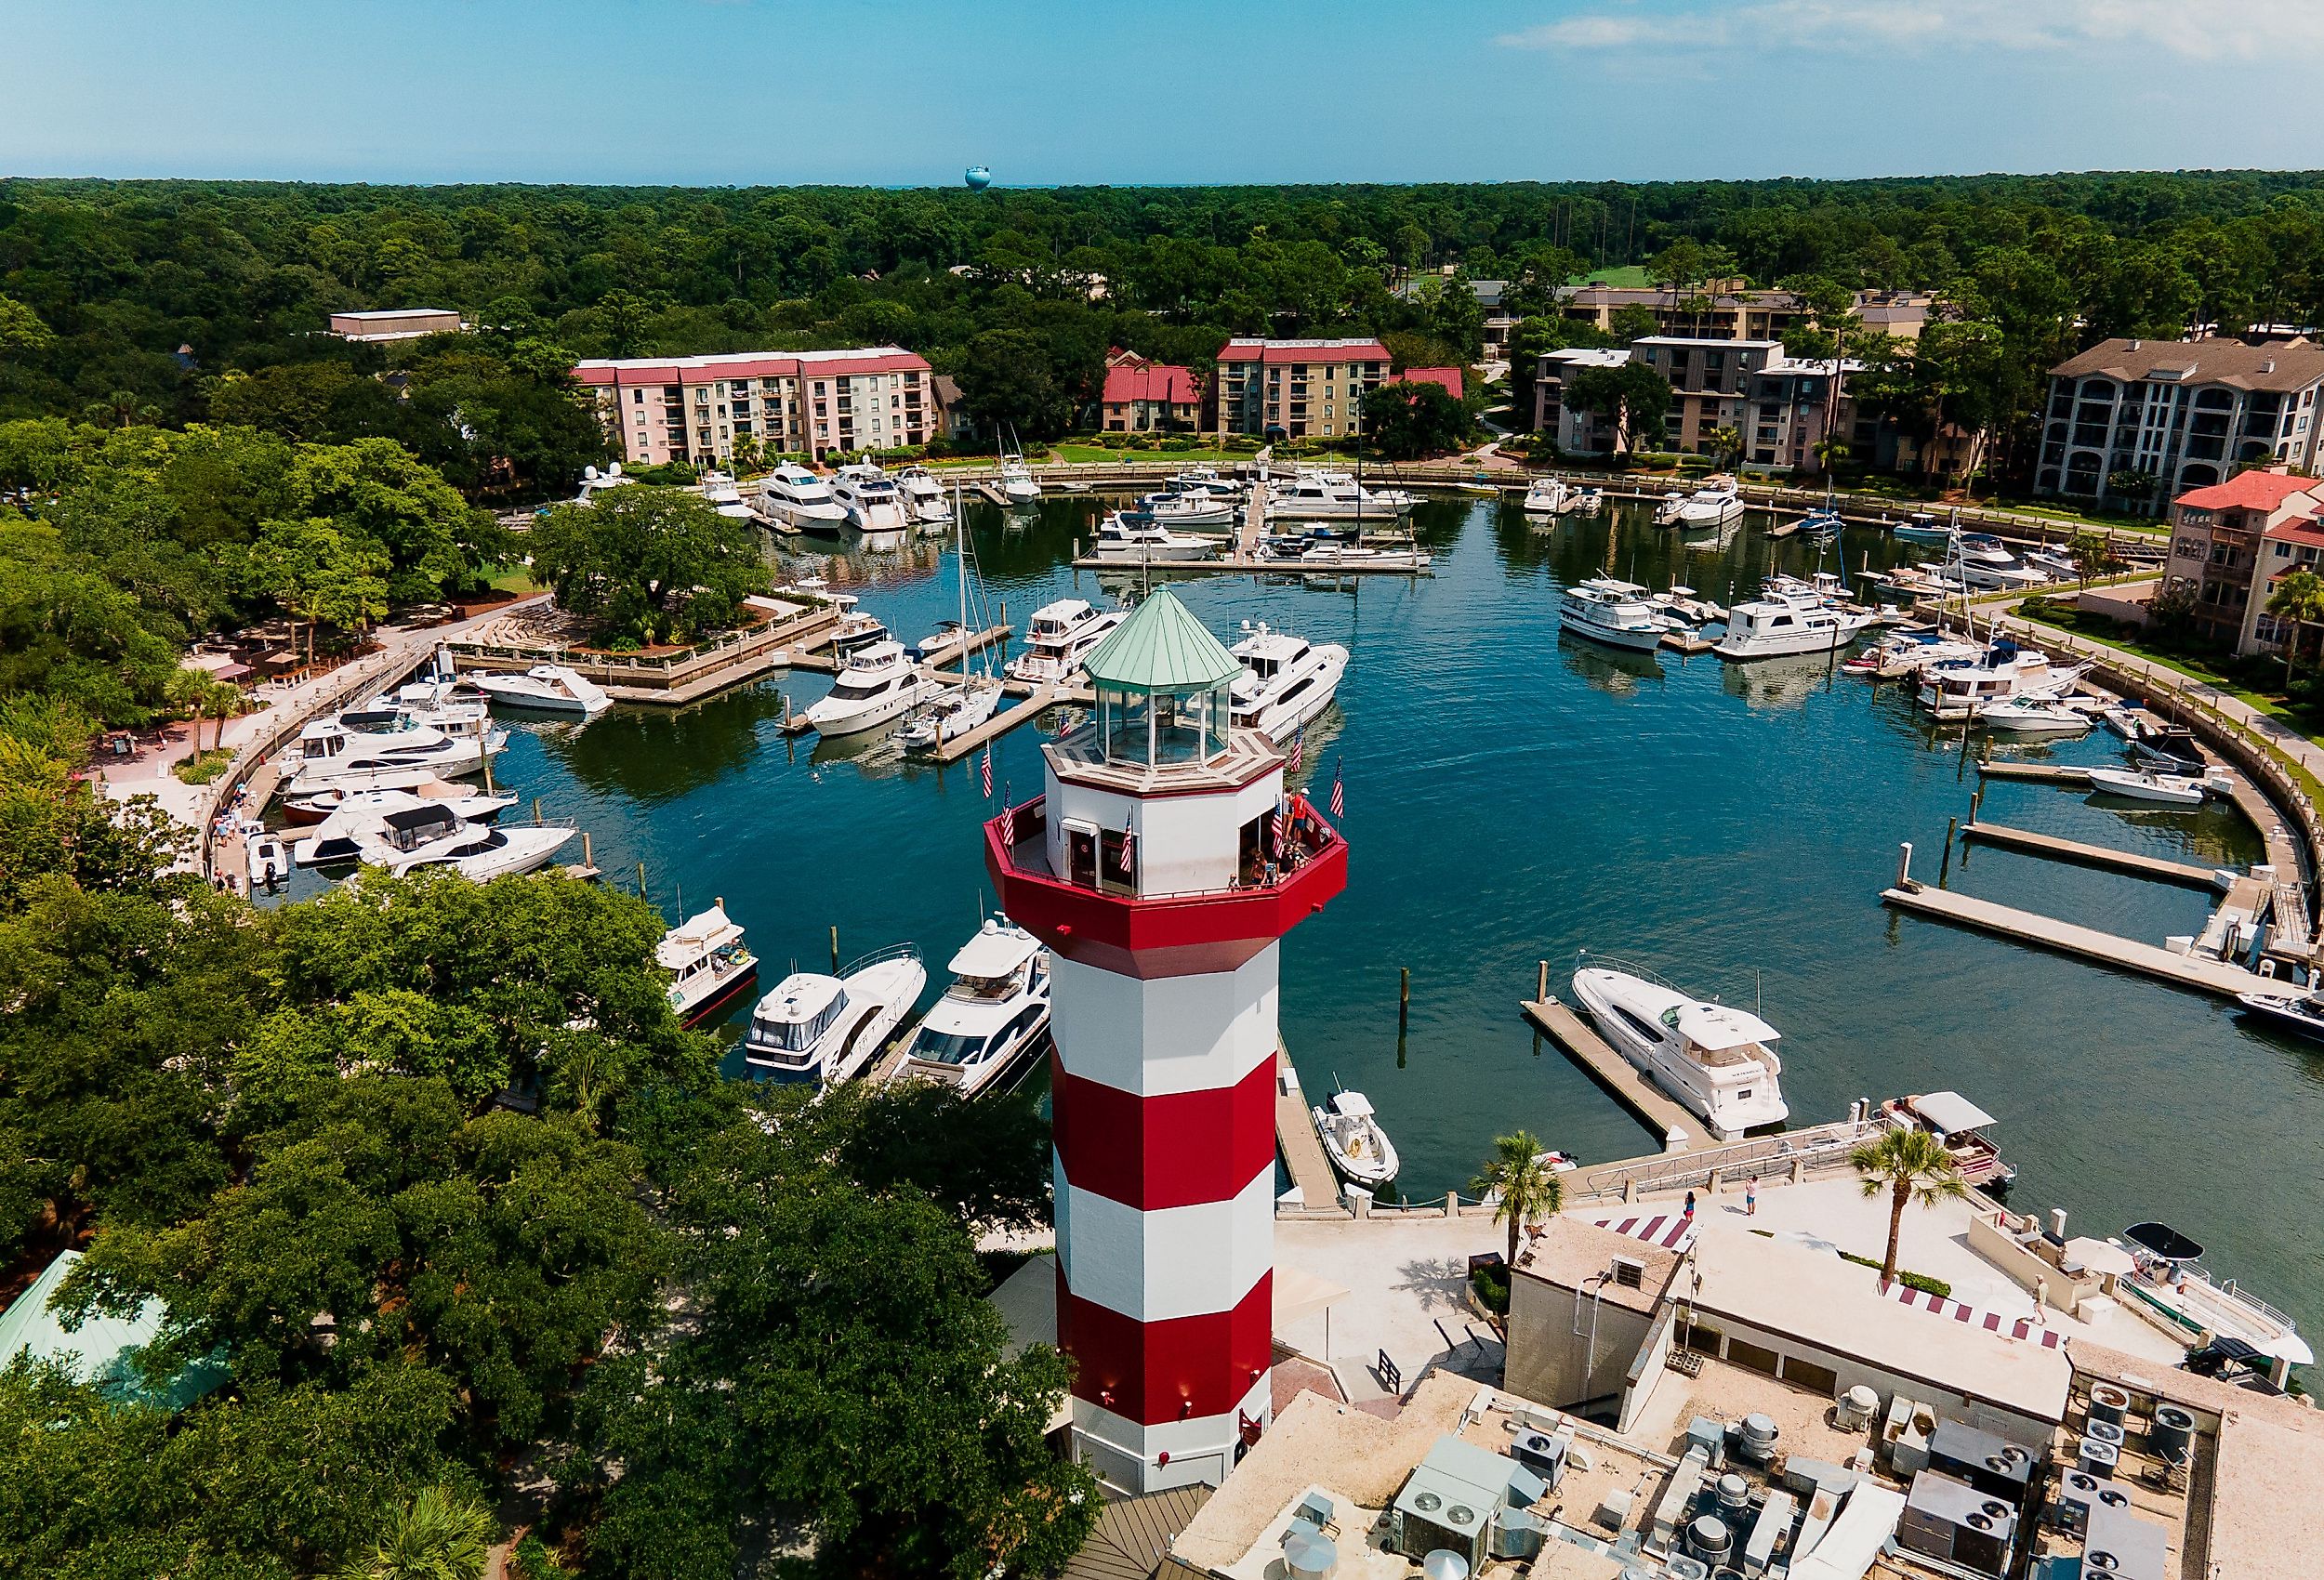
[986, 794, 1340, 903]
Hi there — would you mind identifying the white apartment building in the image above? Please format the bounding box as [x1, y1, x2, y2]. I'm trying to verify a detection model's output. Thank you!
[573, 346, 936, 467]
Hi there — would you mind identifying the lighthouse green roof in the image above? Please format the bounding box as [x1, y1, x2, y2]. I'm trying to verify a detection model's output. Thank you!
[1080, 587, 1241, 692]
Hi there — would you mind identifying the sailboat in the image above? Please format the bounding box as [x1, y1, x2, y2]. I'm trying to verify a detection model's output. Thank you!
[900, 479, 1005, 751]
[998, 426, 1041, 506]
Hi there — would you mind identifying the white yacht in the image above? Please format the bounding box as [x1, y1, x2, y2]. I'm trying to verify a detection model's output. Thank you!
[1653, 489, 1689, 526]
[1570, 960, 1789, 1140]
[1523, 476, 1571, 515]
[573, 463, 636, 507]
[896, 681, 1003, 751]
[1673, 474, 1747, 528]
[658, 902, 759, 1027]
[469, 665, 613, 718]
[1269, 467, 1419, 522]
[1948, 554, 2049, 592]
[337, 678, 494, 741]
[889, 918, 1051, 1098]
[1313, 1090, 1399, 1191]
[1916, 649, 2085, 718]
[1974, 694, 2093, 737]
[282, 718, 507, 794]
[894, 465, 953, 528]
[1228, 623, 1347, 741]
[1140, 490, 1237, 530]
[697, 471, 754, 520]
[1168, 465, 1241, 500]
[833, 463, 911, 544]
[1007, 599, 1126, 684]
[999, 432, 1042, 505]
[293, 787, 516, 862]
[1562, 486, 1605, 517]
[1560, 578, 1679, 652]
[742, 945, 928, 1089]
[759, 464, 850, 533]
[2115, 1221, 2314, 1376]
[1091, 513, 1218, 562]
[2087, 766, 2211, 805]
[1713, 587, 1877, 660]
[244, 828, 289, 887]
[803, 640, 937, 737]
[339, 802, 574, 881]
[1260, 539, 1432, 571]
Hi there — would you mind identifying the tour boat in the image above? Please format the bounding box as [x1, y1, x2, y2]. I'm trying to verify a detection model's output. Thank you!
[1881, 1091, 2016, 1192]
[832, 463, 911, 545]
[2114, 1220, 2314, 1374]
[1313, 1089, 1399, 1191]
[697, 471, 755, 520]
[1523, 476, 1571, 515]
[803, 640, 938, 737]
[1560, 577, 1681, 652]
[1672, 474, 1747, 528]
[742, 944, 928, 1089]
[2235, 988, 2324, 1045]
[244, 829, 289, 888]
[1090, 513, 1219, 562]
[894, 465, 953, 528]
[1268, 467, 1419, 521]
[1713, 587, 1877, 660]
[1228, 622, 1348, 741]
[470, 665, 614, 718]
[1569, 957, 1789, 1140]
[1974, 694, 2094, 737]
[889, 918, 1051, 1098]
[657, 902, 759, 1026]
[2086, 766, 2210, 806]
[291, 786, 516, 859]
[1007, 599, 1126, 684]
[283, 718, 508, 794]
[759, 464, 850, 533]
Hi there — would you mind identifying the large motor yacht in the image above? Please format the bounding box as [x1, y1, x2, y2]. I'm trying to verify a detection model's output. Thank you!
[697, 471, 755, 520]
[1228, 623, 1348, 741]
[742, 945, 928, 1089]
[832, 463, 910, 545]
[759, 464, 850, 533]
[469, 664, 613, 718]
[1916, 647, 2086, 719]
[1713, 586, 1877, 660]
[1140, 489, 1237, 530]
[309, 800, 573, 881]
[889, 918, 1052, 1098]
[292, 787, 517, 864]
[1090, 512, 1219, 562]
[893, 465, 953, 528]
[1269, 467, 1419, 522]
[1007, 598, 1127, 684]
[658, 902, 759, 1027]
[1560, 578, 1680, 652]
[1671, 474, 1747, 529]
[572, 463, 637, 507]
[282, 717, 508, 795]
[803, 639, 937, 737]
[1570, 958, 1789, 1140]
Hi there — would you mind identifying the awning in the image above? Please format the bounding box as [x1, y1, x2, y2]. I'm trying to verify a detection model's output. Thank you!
[2063, 1237, 2137, 1278]
[1912, 1090, 1998, 1134]
[1273, 1265, 1349, 1328]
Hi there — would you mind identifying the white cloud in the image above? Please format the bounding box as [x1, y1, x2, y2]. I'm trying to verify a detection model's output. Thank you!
[1497, 0, 2308, 59]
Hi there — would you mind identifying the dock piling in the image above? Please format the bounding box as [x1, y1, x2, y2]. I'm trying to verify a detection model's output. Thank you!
[636, 861, 647, 899]
[1940, 817, 1958, 884]
[1399, 967, 1410, 1032]
[580, 832, 593, 871]
[533, 797, 542, 826]
[830, 925, 839, 973]
[1896, 841, 1916, 890]
[1537, 960, 1549, 1002]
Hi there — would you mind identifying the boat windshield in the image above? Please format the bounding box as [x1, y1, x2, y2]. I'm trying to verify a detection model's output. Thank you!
[758, 994, 843, 1051]
[826, 677, 894, 702]
[948, 971, 1020, 1001]
[910, 1027, 991, 1065]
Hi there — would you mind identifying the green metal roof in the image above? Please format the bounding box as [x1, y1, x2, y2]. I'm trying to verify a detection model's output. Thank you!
[1080, 588, 1240, 692]
[0, 1249, 228, 1411]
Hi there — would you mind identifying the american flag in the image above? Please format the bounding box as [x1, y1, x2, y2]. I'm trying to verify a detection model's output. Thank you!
[1270, 795, 1288, 853]
[998, 783, 1014, 847]
[980, 747, 993, 798]
[1329, 757, 1344, 819]
[1287, 724, 1304, 774]
[1117, 823, 1135, 873]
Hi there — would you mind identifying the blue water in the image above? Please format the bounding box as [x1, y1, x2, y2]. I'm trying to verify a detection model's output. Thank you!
[338, 499, 2324, 1338]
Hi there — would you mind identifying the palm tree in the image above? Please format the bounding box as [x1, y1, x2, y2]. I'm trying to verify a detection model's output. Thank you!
[1706, 426, 1742, 471]
[2266, 567, 2324, 687]
[1849, 1128, 1967, 1289]
[2067, 530, 2116, 592]
[202, 680, 245, 752]
[1472, 1131, 1564, 1268]
[336, 1486, 495, 1580]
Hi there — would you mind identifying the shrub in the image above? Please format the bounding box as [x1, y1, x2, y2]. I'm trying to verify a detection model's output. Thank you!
[172, 748, 235, 785]
[1470, 1264, 1511, 1315]
[512, 1533, 572, 1580]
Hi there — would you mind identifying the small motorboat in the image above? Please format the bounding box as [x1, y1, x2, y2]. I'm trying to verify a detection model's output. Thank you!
[2086, 766, 2209, 806]
[1880, 1091, 2016, 1191]
[2236, 988, 2324, 1043]
[1974, 695, 2093, 737]
[1522, 476, 1570, 515]
[1560, 487, 1605, 517]
[245, 828, 289, 888]
[1313, 1089, 1399, 1191]
[659, 902, 759, 1027]
[1892, 510, 1953, 546]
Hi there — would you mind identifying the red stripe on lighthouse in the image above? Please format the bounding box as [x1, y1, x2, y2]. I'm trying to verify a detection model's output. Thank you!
[1051, 1052, 1277, 1211]
[1056, 1265, 1274, 1427]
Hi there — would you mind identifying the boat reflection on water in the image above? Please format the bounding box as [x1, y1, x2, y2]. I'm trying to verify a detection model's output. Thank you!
[1559, 634, 1665, 697]
[1721, 649, 1842, 710]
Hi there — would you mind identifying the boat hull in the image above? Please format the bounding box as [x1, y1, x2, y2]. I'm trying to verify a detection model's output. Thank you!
[1570, 968, 1789, 1139]
[675, 957, 760, 1027]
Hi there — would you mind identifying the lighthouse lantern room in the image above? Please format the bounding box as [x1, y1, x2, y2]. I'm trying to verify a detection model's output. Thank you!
[985, 588, 1345, 1492]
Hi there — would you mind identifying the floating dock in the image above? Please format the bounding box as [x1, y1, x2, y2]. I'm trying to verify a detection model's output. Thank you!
[1660, 632, 1715, 655]
[1881, 881, 2278, 998]
[1273, 1047, 1341, 1209]
[1520, 995, 1696, 1147]
[1069, 550, 1432, 577]
[1976, 761, 2093, 785]
[934, 684, 1069, 763]
[1961, 820, 2226, 890]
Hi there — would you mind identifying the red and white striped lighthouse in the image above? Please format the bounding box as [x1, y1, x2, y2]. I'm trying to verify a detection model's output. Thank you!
[986, 588, 1345, 1493]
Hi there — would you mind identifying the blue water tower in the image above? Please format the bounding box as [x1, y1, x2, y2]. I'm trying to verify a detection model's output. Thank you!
[964, 165, 993, 191]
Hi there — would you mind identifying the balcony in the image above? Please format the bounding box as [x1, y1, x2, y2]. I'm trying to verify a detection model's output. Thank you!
[984, 794, 1345, 975]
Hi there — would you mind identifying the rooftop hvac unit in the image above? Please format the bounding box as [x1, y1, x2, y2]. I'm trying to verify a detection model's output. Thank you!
[1487, 1509, 1545, 1561]
[1686, 1416, 1727, 1463]
[2077, 1438, 2120, 1480]
[1833, 1385, 1880, 1431]
[1897, 1469, 2017, 1578]
[2050, 1468, 2132, 1537]
[2082, 1416, 2126, 1450]
[1929, 1419, 2037, 1500]
[1736, 1413, 1779, 1465]
[2083, 1499, 2171, 1580]
[1284, 1529, 1338, 1580]
[2148, 1404, 2195, 1464]
[1686, 1515, 1734, 1565]
[2088, 1383, 2131, 1426]
[1610, 1253, 1646, 1288]
[1510, 1429, 1567, 1488]
[1715, 1473, 1751, 1517]
[1665, 1559, 1710, 1580]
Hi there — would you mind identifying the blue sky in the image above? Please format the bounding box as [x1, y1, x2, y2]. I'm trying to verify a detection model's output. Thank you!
[8, 1, 2324, 185]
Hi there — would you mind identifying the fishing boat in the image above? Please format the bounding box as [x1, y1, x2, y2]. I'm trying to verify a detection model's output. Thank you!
[741, 944, 928, 1089]
[893, 465, 953, 528]
[889, 917, 1051, 1098]
[759, 463, 850, 533]
[1892, 509, 1953, 546]
[2115, 1220, 2314, 1377]
[827, 602, 892, 663]
[1713, 586, 1877, 660]
[2086, 766, 2210, 805]
[1881, 1091, 2016, 1192]
[1313, 1089, 1399, 1191]
[1569, 955, 1789, 1140]
[803, 640, 938, 737]
[1523, 476, 1571, 515]
[1007, 599, 1126, 684]
[1228, 622, 1348, 740]
[999, 428, 1042, 504]
[469, 665, 613, 718]
[658, 902, 759, 1026]
[1560, 578, 1680, 652]
[1089, 513, 1219, 562]
[1974, 694, 2094, 737]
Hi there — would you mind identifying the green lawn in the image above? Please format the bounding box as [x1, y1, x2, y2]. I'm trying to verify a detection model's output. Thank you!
[482, 563, 544, 594]
[1050, 443, 1273, 466]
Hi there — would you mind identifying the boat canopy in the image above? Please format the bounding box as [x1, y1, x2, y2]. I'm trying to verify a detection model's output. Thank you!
[948, 920, 1038, 980]
[1673, 1002, 1781, 1051]
[761, 972, 844, 1027]
[1330, 1091, 1376, 1119]
[1911, 1090, 1998, 1134]
[657, 905, 742, 968]
[2125, 1221, 2204, 1263]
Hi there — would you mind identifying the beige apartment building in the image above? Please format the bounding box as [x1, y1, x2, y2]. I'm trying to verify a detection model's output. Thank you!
[329, 308, 465, 342]
[1209, 337, 1392, 439]
[1558, 283, 1930, 344]
[573, 347, 935, 467]
[2159, 467, 2324, 653]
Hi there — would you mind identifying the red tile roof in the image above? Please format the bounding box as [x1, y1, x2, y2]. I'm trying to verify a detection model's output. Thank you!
[2173, 470, 2319, 513]
[1216, 337, 1392, 366]
[572, 347, 931, 387]
[2264, 515, 2324, 549]
[1394, 366, 1464, 400]
[1102, 362, 1197, 406]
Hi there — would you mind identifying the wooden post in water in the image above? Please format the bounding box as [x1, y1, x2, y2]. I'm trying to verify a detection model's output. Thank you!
[1399, 967, 1410, 1032]
[1537, 960, 1549, 1003]
[637, 861, 647, 899]
[533, 797, 543, 826]
[830, 925, 840, 973]
[1939, 817, 1958, 884]
[580, 831, 593, 872]
[1971, 787, 1984, 824]
[1895, 840, 1915, 889]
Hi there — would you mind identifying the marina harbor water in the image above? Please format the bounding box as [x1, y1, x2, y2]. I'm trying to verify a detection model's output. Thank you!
[351, 493, 2324, 1346]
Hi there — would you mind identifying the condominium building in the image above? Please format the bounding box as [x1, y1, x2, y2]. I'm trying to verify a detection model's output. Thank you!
[1555, 281, 1930, 344]
[573, 346, 934, 467]
[1209, 337, 1391, 439]
[1532, 346, 1631, 453]
[1099, 355, 1199, 432]
[2036, 336, 2324, 513]
[2159, 468, 2324, 653]
[1632, 337, 1855, 471]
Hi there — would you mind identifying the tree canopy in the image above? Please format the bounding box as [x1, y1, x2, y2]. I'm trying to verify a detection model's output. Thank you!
[527, 484, 771, 648]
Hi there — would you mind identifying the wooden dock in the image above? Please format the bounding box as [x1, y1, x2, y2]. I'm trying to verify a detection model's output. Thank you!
[1961, 821, 2227, 890]
[1881, 882, 2278, 998]
[934, 684, 1067, 763]
[1660, 632, 1715, 655]
[1520, 995, 1697, 1148]
[1976, 761, 2094, 785]
[1069, 550, 1430, 577]
[1274, 1047, 1341, 1209]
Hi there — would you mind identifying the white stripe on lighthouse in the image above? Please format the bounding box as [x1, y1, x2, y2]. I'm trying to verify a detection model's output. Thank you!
[1054, 1166, 1275, 1323]
[1050, 945, 1281, 1096]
